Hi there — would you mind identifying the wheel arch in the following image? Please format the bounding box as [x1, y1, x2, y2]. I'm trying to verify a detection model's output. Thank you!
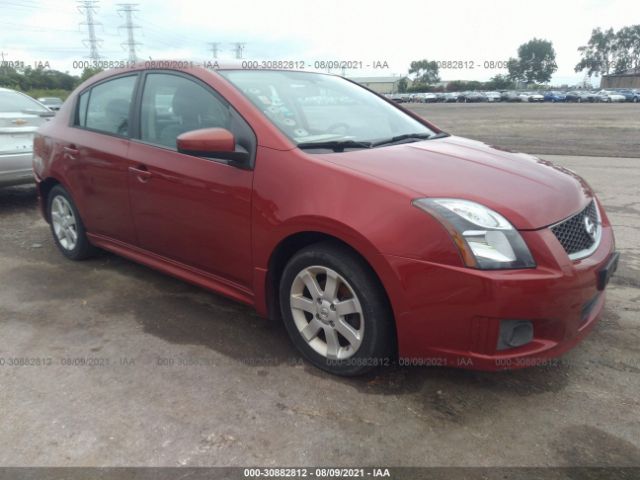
[263, 230, 398, 345]
[38, 176, 62, 222]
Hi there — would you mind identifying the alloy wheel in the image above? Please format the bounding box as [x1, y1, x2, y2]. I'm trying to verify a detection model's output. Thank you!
[289, 265, 364, 360]
[51, 195, 78, 251]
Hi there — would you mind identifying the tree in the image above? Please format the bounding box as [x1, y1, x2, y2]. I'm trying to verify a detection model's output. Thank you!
[485, 74, 515, 90]
[397, 76, 408, 93]
[574, 27, 618, 76]
[408, 60, 440, 84]
[507, 39, 557, 84]
[615, 25, 640, 73]
[79, 67, 103, 83]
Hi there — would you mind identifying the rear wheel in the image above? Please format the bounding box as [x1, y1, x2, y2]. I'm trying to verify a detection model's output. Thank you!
[279, 242, 394, 376]
[48, 185, 97, 260]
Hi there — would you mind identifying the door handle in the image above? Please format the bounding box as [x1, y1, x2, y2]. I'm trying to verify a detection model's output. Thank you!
[128, 165, 152, 183]
[63, 145, 79, 159]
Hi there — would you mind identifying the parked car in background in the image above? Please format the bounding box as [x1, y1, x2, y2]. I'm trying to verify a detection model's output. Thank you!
[34, 66, 618, 376]
[543, 91, 567, 102]
[37, 97, 64, 111]
[458, 91, 486, 102]
[565, 91, 592, 103]
[1, 87, 54, 187]
[442, 92, 459, 103]
[412, 92, 438, 103]
[596, 90, 626, 103]
[614, 89, 639, 102]
[502, 91, 522, 102]
[484, 91, 502, 102]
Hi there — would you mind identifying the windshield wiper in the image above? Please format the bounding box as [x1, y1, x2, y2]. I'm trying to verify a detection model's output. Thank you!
[371, 132, 448, 147]
[297, 140, 372, 152]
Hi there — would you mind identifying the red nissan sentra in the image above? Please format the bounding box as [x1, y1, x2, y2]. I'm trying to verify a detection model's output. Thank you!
[33, 65, 619, 375]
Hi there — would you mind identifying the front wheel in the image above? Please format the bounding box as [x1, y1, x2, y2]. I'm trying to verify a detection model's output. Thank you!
[279, 242, 395, 376]
[48, 185, 97, 260]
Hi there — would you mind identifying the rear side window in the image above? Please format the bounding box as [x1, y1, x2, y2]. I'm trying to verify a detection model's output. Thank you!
[82, 75, 137, 136]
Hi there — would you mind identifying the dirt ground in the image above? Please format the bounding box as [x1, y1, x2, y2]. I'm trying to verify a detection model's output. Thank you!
[0, 104, 638, 469]
[406, 102, 640, 158]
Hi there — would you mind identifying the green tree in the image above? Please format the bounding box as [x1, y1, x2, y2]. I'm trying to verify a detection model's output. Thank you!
[397, 76, 408, 93]
[79, 67, 104, 83]
[574, 27, 618, 76]
[615, 25, 640, 73]
[408, 59, 440, 84]
[508, 39, 557, 84]
[485, 74, 514, 90]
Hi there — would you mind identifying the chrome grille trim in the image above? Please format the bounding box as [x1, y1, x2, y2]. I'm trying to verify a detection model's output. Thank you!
[550, 200, 602, 261]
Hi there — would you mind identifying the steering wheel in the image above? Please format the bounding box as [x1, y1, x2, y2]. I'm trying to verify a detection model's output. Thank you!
[326, 122, 351, 136]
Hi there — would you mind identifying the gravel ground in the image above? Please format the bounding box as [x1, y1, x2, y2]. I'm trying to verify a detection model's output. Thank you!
[405, 102, 640, 158]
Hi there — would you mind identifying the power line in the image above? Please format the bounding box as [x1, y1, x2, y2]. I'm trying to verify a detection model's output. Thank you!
[77, 0, 102, 61]
[207, 42, 220, 59]
[117, 3, 142, 63]
[232, 42, 246, 59]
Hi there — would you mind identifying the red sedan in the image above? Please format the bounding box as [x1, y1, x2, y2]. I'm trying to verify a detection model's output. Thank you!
[33, 66, 618, 375]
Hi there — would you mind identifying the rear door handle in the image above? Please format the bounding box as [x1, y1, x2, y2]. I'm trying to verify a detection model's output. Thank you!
[63, 145, 79, 159]
[128, 165, 152, 183]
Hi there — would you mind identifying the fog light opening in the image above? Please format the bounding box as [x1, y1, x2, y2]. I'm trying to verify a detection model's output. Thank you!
[497, 320, 534, 350]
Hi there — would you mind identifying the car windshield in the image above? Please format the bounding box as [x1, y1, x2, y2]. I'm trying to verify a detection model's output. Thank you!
[0, 90, 50, 113]
[219, 70, 435, 148]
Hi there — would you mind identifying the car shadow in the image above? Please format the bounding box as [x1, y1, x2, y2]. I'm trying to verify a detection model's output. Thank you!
[0, 185, 38, 213]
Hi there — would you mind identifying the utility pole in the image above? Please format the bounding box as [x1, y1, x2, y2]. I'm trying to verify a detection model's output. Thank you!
[207, 42, 220, 59]
[78, 0, 102, 61]
[232, 42, 245, 59]
[118, 3, 142, 63]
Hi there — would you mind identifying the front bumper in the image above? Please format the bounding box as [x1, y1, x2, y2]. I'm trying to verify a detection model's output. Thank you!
[385, 223, 616, 370]
[0, 152, 34, 187]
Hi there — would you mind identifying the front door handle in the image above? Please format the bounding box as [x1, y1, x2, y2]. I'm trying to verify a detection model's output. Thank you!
[128, 165, 152, 183]
[63, 145, 79, 160]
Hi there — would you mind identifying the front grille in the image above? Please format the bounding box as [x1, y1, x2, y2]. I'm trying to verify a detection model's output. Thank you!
[551, 201, 600, 259]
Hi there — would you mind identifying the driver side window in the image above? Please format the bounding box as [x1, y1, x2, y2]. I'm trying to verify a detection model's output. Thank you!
[140, 73, 231, 149]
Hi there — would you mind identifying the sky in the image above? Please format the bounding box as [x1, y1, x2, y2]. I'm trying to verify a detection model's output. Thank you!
[0, 0, 637, 86]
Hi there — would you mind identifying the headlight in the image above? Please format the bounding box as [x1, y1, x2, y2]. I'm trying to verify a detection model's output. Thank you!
[412, 198, 536, 270]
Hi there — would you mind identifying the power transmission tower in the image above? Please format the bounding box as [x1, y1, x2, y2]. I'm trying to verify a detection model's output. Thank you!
[77, 0, 102, 61]
[232, 42, 246, 59]
[118, 3, 142, 63]
[207, 42, 220, 59]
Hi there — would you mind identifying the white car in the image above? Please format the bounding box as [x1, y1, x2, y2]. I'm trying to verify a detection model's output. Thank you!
[484, 91, 502, 102]
[524, 92, 544, 102]
[0, 88, 53, 187]
[597, 90, 626, 103]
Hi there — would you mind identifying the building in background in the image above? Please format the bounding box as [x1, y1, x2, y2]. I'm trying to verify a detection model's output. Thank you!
[601, 71, 640, 88]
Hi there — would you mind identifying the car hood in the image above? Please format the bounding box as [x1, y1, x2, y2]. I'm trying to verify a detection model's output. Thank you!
[323, 135, 593, 230]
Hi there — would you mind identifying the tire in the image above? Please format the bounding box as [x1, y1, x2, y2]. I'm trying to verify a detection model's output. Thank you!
[633, 97, 638, 103]
[577, 98, 582, 103]
[47, 185, 97, 261]
[279, 242, 395, 376]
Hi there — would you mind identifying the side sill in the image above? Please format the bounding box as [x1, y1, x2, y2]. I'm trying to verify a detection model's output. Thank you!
[87, 233, 255, 307]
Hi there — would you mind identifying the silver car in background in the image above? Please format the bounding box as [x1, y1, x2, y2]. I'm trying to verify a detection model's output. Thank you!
[0, 88, 53, 187]
[37, 96, 64, 111]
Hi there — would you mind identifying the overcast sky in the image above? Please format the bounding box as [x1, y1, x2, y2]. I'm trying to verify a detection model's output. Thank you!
[0, 0, 636, 85]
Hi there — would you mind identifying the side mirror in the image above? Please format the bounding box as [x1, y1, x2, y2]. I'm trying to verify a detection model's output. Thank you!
[176, 128, 249, 168]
